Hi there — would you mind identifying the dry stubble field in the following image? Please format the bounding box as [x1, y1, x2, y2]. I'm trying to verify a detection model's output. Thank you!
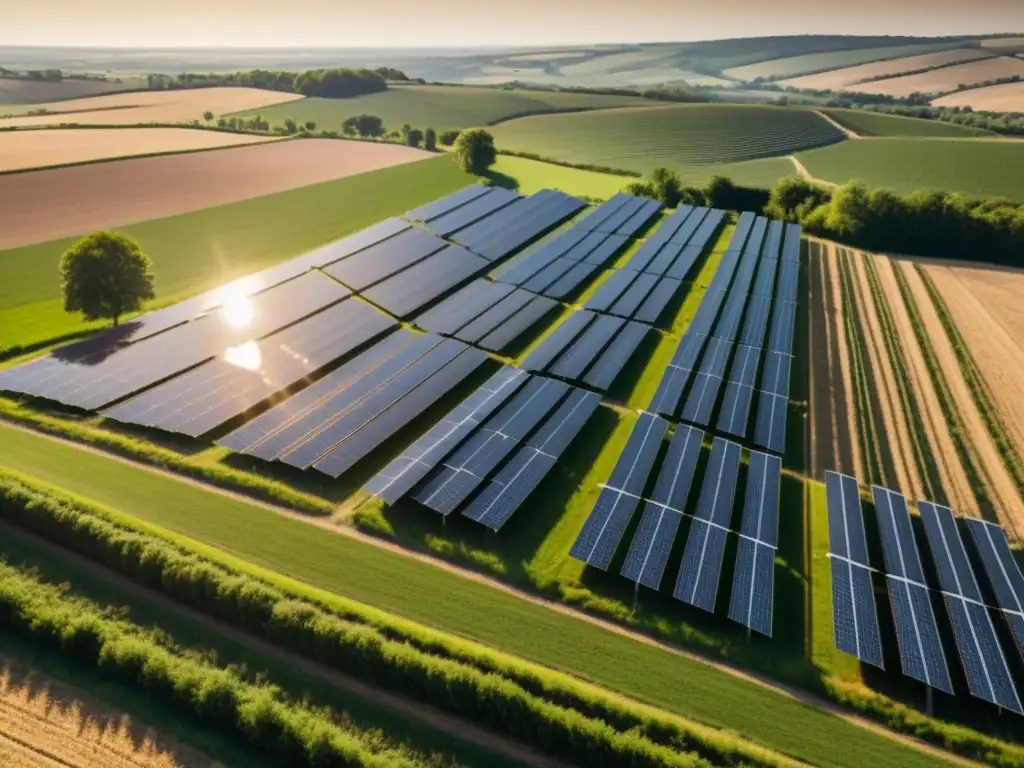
[779, 48, 991, 91]
[932, 80, 1024, 112]
[0, 138, 432, 250]
[0, 660, 217, 768]
[0, 87, 303, 127]
[0, 127, 276, 172]
[848, 55, 1024, 97]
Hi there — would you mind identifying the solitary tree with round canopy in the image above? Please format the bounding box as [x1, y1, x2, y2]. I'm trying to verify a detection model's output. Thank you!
[454, 128, 497, 175]
[60, 231, 155, 327]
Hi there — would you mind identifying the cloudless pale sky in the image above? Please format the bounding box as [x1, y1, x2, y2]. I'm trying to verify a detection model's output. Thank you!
[4, 0, 1022, 47]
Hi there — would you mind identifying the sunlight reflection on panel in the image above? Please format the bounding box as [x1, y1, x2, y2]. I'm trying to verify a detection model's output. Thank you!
[224, 340, 262, 371]
[221, 293, 255, 328]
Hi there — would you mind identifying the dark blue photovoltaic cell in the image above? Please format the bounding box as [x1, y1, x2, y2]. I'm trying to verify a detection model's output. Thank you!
[597, 196, 647, 234]
[644, 242, 684, 276]
[762, 220, 785, 260]
[312, 346, 488, 478]
[743, 218, 768, 256]
[301, 218, 413, 269]
[668, 208, 709, 247]
[364, 367, 528, 504]
[648, 364, 692, 418]
[477, 295, 559, 352]
[462, 191, 587, 261]
[606, 412, 669, 495]
[404, 185, 491, 222]
[674, 521, 728, 612]
[414, 378, 569, 514]
[574, 194, 630, 232]
[752, 258, 780, 299]
[582, 234, 629, 266]
[782, 224, 802, 263]
[616, 199, 663, 237]
[712, 290, 748, 342]
[582, 322, 650, 392]
[887, 578, 954, 694]
[671, 333, 707, 370]
[624, 238, 668, 274]
[965, 519, 1024, 616]
[831, 560, 885, 668]
[760, 351, 791, 397]
[740, 451, 781, 546]
[726, 343, 760, 387]
[551, 315, 625, 380]
[217, 330, 420, 454]
[522, 257, 575, 294]
[716, 382, 754, 438]
[825, 471, 869, 564]
[585, 270, 637, 313]
[681, 372, 724, 427]
[776, 262, 800, 303]
[919, 501, 983, 601]
[649, 425, 703, 512]
[456, 289, 535, 342]
[728, 539, 776, 636]
[496, 228, 589, 284]
[688, 289, 727, 336]
[427, 187, 519, 235]
[648, 206, 694, 245]
[363, 245, 489, 318]
[689, 209, 725, 251]
[413, 280, 516, 336]
[872, 486, 926, 583]
[753, 391, 788, 453]
[694, 438, 741, 527]
[562, 231, 610, 262]
[698, 336, 733, 378]
[521, 311, 596, 372]
[634, 277, 681, 325]
[1007, 613, 1024, 659]
[609, 272, 659, 319]
[324, 227, 447, 290]
[739, 295, 772, 348]
[944, 595, 1022, 712]
[621, 503, 684, 589]
[728, 212, 756, 252]
[664, 245, 704, 281]
[544, 260, 603, 299]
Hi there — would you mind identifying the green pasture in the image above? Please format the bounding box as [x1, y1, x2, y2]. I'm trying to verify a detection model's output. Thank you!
[0, 423, 956, 768]
[490, 104, 844, 174]
[796, 137, 1024, 199]
[489, 155, 627, 198]
[0, 154, 470, 352]
[724, 42, 965, 81]
[228, 84, 656, 132]
[819, 108, 994, 137]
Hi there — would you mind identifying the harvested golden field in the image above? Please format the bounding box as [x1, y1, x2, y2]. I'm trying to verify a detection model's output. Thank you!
[932, 81, 1024, 112]
[0, 659, 218, 768]
[848, 56, 1024, 97]
[0, 87, 302, 127]
[0, 138, 432, 250]
[0, 127, 276, 172]
[779, 48, 991, 91]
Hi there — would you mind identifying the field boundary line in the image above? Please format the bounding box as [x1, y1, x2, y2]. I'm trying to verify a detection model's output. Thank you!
[0, 419, 985, 768]
[812, 110, 862, 139]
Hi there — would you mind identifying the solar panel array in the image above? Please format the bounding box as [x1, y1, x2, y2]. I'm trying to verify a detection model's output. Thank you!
[521, 310, 652, 393]
[420, 187, 520, 236]
[217, 331, 487, 478]
[403, 185, 492, 223]
[647, 212, 801, 450]
[825, 471, 886, 668]
[964, 519, 1024, 658]
[413, 279, 558, 352]
[495, 193, 662, 300]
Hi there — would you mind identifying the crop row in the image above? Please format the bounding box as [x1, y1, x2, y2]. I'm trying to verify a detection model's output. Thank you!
[0, 469, 783, 768]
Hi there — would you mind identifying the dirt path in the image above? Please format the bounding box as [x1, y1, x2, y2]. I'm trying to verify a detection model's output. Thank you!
[872, 257, 978, 514]
[787, 155, 837, 186]
[813, 110, 862, 139]
[0, 421, 985, 768]
[900, 262, 1024, 535]
[0, 658, 220, 768]
[848, 250, 922, 496]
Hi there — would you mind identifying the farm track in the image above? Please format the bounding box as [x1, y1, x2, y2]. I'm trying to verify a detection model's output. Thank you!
[847, 250, 921, 496]
[875, 258, 977, 513]
[811, 110, 862, 139]
[0, 421, 984, 768]
[0, 658, 218, 768]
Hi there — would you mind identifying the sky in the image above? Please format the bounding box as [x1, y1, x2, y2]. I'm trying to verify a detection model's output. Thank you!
[3, 1, 1022, 48]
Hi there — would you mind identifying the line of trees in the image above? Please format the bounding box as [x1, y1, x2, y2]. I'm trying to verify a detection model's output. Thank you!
[146, 67, 400, 99]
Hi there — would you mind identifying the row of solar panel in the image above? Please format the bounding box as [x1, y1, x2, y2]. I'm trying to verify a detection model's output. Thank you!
[621, 207, 726, 276]
[583, 270, 683, 325]
[520, 310, 651, 392]
[365, 368, 600, 530]
[575, 193, 665, 237]
[570, 416, 781, 635]
[420, 187, 521, 236]
[826, 472, 1024, 714]
[403, 184, 493, 224]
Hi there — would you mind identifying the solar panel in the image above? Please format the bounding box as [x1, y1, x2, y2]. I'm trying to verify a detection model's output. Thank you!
[477, 295, 559, 352]
[521, 311, 596, 372]
[496, 229, 589, 285]
[741, 451, 781, 545]
[694, 438, 742, 526]
[688, 209, 726, 252]
[427, 187, 519, 236]
[739, 296, 772, 348]
[621, 503, 685, 590]
[728, 539, 776, 636]
[643, 242, 684, 277]
[323, 227, 448, 290]
[623, 237, 668, 274]
[616, 199, 663, 238]
[551, 315, 625, 381]
[561, 231, 610, 262]
[743, 218, 768, 256]
[569, 413, 668, 569]
[414, 377, 569, 514]
[544, 260, 604, 300]
[728, 212, 756, 252]
[669, 208, 709, 248]
[456, 289, 535, 342]
[752, 258, 780, 299]
[582, 322, 650, 392]
[598, 196, 648, 234]
[711, 290, 748, 342]
[664, 245, 705, 281]
[726, 343, 760, 387]
[920, 502, 1023, 711]
[581, 234, 629, 267]
[698, 336, 733, 378]
[412, 280, 513, 336]
[103, 299, 396, 437]
[826, 471, 870, 564]
[964, 519, 1024, 651]
[608, 273, 659, 319]
[462, 388, 600, 530]
[776, 262, 800, 304]
[574, 194, 630, 232]
[404, 185, 491, 222]
[872, 486, 927, 583]
[634, 277, 682, 325]
[298, 218, 414, 269]
[585, 270, 638, 313]
[753, 391, 788, 453]
[363, 245, 489, 318]
[675, 520, 729, 612]
[782, 224, 802, 263]
[460, 191, 586, 261]
[364, 367, 529, 504]
[716, 381, 754, 438]
[671, 332, 708, 370]
[681, 372, 723, 427]
[648, 333, 706, 417]
[831, 559, 886, 668]
[760, 351, 792, 397]
[688, 289, 728, 336]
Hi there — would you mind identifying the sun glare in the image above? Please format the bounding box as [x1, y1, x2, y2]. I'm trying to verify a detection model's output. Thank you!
[221, 294, 254, 328]
[224, 341, 262, 371]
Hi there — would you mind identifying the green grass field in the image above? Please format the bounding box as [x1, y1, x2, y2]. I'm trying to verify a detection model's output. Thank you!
[796, 137, 1024, 199]
[0, 424, 959, 768]
[490, 104, 845, 174]
[0, 155, 470, 352]
[723, 42, 964, 81]
[819, 108, 994, 137]
[488, 155, 628, 198]
[228, 84, 655, 132]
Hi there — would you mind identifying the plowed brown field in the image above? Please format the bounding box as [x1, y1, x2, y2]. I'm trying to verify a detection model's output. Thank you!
[0, 659, 218, 768]
[779, 48, 990, 91]
[933, 81, 1024, 112]
[0, 87, 302, 127]
[0, 139, 432, 250]
[849, 56, 1024, 97]
[0, 128, 275, 172]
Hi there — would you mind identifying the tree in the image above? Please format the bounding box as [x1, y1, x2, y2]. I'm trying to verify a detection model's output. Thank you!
[454, 128, 497, 175]
[283, 118, 298, 134]
[424, 127, 437, 151]
[439, 129, 461, 146]
[60, 232, 155, 327]
[406, 127, 424, 147]
[649, 167, 683, 208]
[342, 114, 384, 138]
[304, 120, 317, 131]
[203, 111, 214, 122]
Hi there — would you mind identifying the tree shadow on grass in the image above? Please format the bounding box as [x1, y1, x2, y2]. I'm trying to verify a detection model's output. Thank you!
[481, 169, 519, 191]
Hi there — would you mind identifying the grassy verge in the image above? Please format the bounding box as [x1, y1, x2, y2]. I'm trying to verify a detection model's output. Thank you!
[915, 265, 1024, 502]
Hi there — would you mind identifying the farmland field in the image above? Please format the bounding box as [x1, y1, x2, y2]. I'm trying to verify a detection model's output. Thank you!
[932, 80, 1024, 112]
[0, 127, 276, 172]
[0, 154, 467, 351]
[488, 154, 628, 197]
[722, 42, 963, 81]
[847, 55, 1024, 96]
[817, 108, 992, 137]
[778, 48, 993, 90]
[0, 75, 146, 105]
[490, 104, 845, 172]
[228, 84, 656, 131]
[0, 87, 303, 127]
[795, 137, 1024, 199]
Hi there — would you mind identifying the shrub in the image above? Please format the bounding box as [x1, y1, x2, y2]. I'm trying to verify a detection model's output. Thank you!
[453, 129, 497, 175]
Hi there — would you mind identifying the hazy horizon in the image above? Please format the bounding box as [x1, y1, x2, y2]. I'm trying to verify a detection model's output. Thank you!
[5, 1, 1023, 48]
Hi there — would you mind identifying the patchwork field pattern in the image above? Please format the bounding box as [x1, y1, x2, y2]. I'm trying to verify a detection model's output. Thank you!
[933, 81, 1024, 112]
[847, 55, 1024, 97]
[722, 42, 964, 81]
[778, 48, 993, 90]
